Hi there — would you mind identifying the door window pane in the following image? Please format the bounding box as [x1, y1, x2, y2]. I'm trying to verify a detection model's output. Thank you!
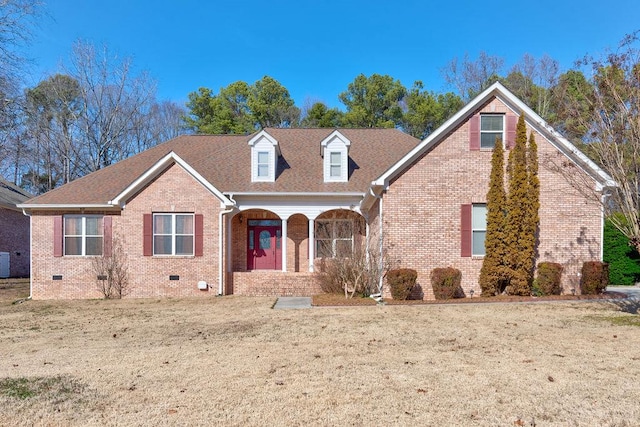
[259, 230, 271, 249]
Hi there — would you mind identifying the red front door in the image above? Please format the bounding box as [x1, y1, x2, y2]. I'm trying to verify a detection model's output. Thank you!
[247, 224, 282, 270]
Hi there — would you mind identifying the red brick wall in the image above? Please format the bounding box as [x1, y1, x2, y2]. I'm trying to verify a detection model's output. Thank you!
[0, 207, 30, 277]
[382, 98, 602, 298]
[31, 164, 224, 299]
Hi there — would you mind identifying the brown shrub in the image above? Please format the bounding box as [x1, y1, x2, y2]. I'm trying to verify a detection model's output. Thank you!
[534, 262, 563, 296]
[387, 269, 417, 300]
[580, 261, 609, 295]
[430, 267, 464, 300]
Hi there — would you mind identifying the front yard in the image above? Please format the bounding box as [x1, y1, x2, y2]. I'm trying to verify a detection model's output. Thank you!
[0, 287, 639, 426]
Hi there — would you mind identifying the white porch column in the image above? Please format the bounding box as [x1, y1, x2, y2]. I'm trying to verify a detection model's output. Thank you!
[281, 218, 287, 272]
[308, 219, 315, 272]
[226, 215, 232, 273]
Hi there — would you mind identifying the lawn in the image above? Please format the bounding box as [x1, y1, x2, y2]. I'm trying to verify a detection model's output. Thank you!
[0, 286, 639, 426]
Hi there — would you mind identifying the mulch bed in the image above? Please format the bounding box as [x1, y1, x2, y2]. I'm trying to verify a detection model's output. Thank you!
[311, 291, 628, 307]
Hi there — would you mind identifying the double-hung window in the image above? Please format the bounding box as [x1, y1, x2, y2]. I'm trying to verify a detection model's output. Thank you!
[257, 151, 270, 178]
[472, 204, 487, 256]
[153, 213, 194, 256]
[315, 219, 353, 258]
[329, 152, 342, 178]
[64, 216, 103, 256]
[480, 114, 504, 149]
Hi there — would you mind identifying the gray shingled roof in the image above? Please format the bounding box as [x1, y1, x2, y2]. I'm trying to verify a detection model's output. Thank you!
[24, 128, 420, 206]
[0, 178, 32, 210]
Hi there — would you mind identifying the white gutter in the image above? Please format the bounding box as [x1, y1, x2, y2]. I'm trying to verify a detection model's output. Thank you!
[17, 203, 116, 210]
[22, 208, 32, 300]
[227, 192, 365, 197]
[218, 202, 236, 295]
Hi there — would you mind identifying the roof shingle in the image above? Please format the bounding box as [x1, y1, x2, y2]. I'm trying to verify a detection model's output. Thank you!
[24, 128, 420, 206]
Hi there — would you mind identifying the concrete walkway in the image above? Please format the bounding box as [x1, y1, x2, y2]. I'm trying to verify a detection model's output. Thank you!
[273, 296, 312, 309]
[272, 287, 638, 310]
[607, 286, 640, 298]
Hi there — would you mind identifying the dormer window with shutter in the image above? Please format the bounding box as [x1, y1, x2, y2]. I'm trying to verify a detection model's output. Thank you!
[321, 130, 350, 182]
[248, 130, 280, 182]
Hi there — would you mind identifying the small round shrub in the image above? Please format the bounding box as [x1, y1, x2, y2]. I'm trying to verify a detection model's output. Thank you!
[534, 262, 563, 296]
[386, 269, 417, 300]
[580, 261, 610, 295]
[430, 267, 464, 300]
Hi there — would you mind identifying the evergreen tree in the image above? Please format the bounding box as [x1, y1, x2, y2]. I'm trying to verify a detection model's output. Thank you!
[505, 115, 534, 295]
[524, 132, 540, 278]
[479, 137, 508, 296]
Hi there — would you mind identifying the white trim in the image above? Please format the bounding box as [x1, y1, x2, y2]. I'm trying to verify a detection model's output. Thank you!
[308, 219, 315, 272]
[281, 219, 287, 272]
[219, 206, 235, 295]
[479, 113, 505, 149]
[63, 215, 104, 257]
[109, 151, 233, 207]
[227, 192, 365, 197]
[18, 203, 115, 209]
[248, 130, 280, 154]
[152, 213, 195, 256]
[373, 82, 615, 189]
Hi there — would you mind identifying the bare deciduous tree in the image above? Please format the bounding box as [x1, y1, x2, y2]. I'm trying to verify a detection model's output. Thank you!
[93, 235, 130, 299]
[68, 40, 157, 174]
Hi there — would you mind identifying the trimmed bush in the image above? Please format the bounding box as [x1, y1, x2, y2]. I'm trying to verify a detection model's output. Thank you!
[430, 267, 464, 300]
[387, 269, 417, 300]
[533, 262, 563, 296]
[580, 261, 610, 295]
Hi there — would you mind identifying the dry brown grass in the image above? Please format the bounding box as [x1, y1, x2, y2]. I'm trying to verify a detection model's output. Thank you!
[1, 289, 639, 426]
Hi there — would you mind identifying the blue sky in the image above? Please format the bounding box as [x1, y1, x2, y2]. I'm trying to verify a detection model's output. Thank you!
[26, 0, 640, 109]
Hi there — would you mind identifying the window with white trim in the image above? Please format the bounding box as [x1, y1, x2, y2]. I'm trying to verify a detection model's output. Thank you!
[329, 152, 342, 178]
[472, 204, 487, 256]
[153, 213, 194, 256]
[64, 215, 103, 256]
[257, 151, 270, 178]
[480, 114, 504, 149]
[315, 219, 353, 258]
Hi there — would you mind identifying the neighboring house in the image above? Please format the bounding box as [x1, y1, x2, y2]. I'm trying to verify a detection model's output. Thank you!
[0, 178, 31, 278]
[19, 83, 614, 299]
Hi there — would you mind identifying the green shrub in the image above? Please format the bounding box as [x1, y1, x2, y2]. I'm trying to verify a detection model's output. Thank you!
[430, 267, 464, 300]
[386, 269, 417, 300]
[534, 262, 563, 296]
[580, 261, 610, 295]
[603, 218, 640, 285]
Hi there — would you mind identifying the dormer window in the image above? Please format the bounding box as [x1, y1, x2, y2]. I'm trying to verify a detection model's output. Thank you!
[257, 151, 270, 178]
[321, 130, 350, 182]
[330, 152, 342, 178]
[248, 130, 280, 182]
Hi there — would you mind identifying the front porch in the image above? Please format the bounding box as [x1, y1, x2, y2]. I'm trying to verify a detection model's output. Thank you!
[223, 204, 369, 297]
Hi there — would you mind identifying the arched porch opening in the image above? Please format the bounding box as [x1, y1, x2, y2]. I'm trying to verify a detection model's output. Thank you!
[314, 209, 367, 261]
[231, 209, 282, 272]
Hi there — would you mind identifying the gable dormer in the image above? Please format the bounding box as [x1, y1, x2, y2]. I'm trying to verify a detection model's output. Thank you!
[321, 130, 351, 182]
[248, 130, 280, 182]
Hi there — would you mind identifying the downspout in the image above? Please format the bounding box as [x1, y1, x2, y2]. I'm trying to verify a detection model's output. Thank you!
[219, 201, 236, 296]
[368, 187, 384, 294]
[21, 209, 32, 300]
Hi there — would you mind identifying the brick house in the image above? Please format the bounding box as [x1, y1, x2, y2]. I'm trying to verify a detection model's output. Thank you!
[19, 83, 613, 299]
[0, 178, 31, 278]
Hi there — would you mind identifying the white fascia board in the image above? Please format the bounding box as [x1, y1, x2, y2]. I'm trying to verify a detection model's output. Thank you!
[227, 192, 365, 197]
[109, 151, 234, 207]
[17, 203, 116, 210]
[373, 81, 615, 189]
[494, 91, 616, 188]
[248, 130, 280, 156]
[320, 130, 351, 157]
